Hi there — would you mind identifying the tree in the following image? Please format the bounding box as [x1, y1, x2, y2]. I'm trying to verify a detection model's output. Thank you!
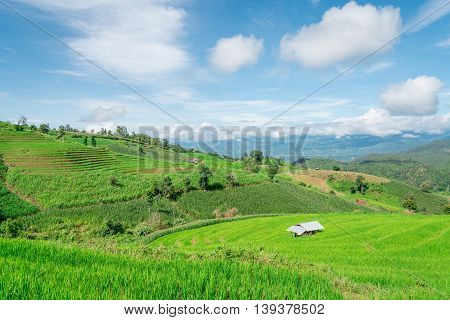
[420, 181, 433, 193]
[116, 125, 128, 138]
[226, 172, 239, 187]
[243, 156, 260, 173]
[138, 145, 144, 154]
[83, 136, 88, 146]
[161, 138, 169, 149]
[29, 124, 37, 131]
[352, 175, 369, 194]
[91, 136, 97, 147]
[250, 150, 263, 164]
[403, 194, 418, 212]
[39, 124, 50, 133]
[332, 166, 341, 171]
[268, 160, 279, 182]
[154, 176, 176, 200]
[199, 164, 212, 190]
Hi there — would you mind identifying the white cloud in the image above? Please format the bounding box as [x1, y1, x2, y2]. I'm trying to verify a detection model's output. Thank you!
[364, 61, 394, 73]
[22, 0, 189, 78]
[402, 133, 419, 138]
[209, 35, 264, 73]
[279, 1, 401, 68]
[309, 0, 320, 5]
[0, 91, 8, 97]
[436, 37, 450, 48]
[80, 105, 127, 123]
[406, 0, 450, 33]
[380, 76, 443, 115]
[42, 69, 85, 77]
[310, 108, 450, 136]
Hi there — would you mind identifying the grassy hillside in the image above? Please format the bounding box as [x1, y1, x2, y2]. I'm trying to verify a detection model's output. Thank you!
[305, 140, 450, 192]
[153, 213, 450, 299]
[0, 128, 268, 208]
[177, 182, 370, 218]
[0, 238, 340, 299]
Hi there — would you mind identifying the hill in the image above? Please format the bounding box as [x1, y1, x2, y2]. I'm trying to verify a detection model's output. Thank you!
[153, 213, 450, 299]
[306, 140, 450, 192]
[294, 170, 448, 214]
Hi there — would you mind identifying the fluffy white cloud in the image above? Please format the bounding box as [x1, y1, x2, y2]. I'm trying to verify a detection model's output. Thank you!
[209, 35, 264, 73]
[279, 1, 401, 68]
[380, 76, 443, 115]
[22, 0, 189, 77]
[310, 108, 450, 137]
[80, 105, 127, 123]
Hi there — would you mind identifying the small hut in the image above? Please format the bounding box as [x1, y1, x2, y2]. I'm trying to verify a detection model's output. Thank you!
[287, 221, 324, 237]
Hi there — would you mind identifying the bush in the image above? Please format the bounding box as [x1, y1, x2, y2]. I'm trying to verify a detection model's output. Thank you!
[226, 172, 239, 188]
[101, 220, 125, 236]
[332, 166, 341, 171]
[403, 194, 418, 212]
[154, 176, 177, 200]
[109, 176, 119, 187]
[1, 219, 23, 238]
[268, 160, 279, 182]
[0, 210, 6, 223]
[443, 205, 450, 215]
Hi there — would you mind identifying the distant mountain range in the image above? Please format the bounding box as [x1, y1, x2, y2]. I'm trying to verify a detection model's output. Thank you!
[182, 132, 450, 161]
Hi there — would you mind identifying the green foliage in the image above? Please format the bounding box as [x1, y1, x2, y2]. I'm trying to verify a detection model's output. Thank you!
[267, 160, 279, 181]
[91, 136, 97, 147]
[403, 194, 418, 212]
[198, 164, 212, 190]
[39, 123, 50, 133]
[353, 175, 369, 194]
[226, 172, 239, 187]
[249, 150, 263, 164]
[444, 205, 450, 215]
[1, 219, 23, 238]
[332, 166, 341, 171]
[82, 136, 88, 146]
[101, 220, 125, 236]
[153, 176, 177, 200]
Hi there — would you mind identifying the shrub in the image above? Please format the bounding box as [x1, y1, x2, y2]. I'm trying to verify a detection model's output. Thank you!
[101, 220, 125, 236]
[109, 176, 119, 187]
[443, 205, 450, 215]
[39, 124, 50, 133]
[224, 207, 238, 218]
[249, 150, 263, 164]
[83, 136, 88, 146]
[332, 166, 341, 171]
[403, 194, 418, 212]
[183, 177, 192, 192]
[91, 136, 97, 147]
[226, 172, 239, 188]
[1, 219, 23, 238]
[213, 208, 223, 219]
[154, 176, 177, 200]
[353, 175, 369, 194]
[0, 210, 6, 223]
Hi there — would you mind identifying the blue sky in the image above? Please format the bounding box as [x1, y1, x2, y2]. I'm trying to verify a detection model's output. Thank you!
[0, 0, 449, 137]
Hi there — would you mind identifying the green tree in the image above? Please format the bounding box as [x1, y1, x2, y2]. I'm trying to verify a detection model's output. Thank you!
[199, 164, 212, 190]
[332, 166, 341, 171]
[352, 175, 369, 194]
[39, 123, 50, 133]
[154, 176, 177, 200]
[83, 136, 88, 146]
[250, 150, 263, 164]
[183, 177, 192, 192]
[403, 194, 418, 212]
[444, 205, 450, 215]
[268, 160, 279, 182]
[91, 136, 97, 147]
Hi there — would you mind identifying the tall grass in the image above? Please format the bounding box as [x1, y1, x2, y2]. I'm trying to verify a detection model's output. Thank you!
[0, 238, 341, 299]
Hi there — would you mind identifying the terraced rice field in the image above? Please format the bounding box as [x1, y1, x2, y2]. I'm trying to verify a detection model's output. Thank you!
[153, 213, 450, 299]
[0, 130, 188, 174]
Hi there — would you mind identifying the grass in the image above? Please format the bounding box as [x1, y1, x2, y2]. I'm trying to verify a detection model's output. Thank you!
[0, 155, 38, 219]
[152, 213, 450, 299]
[0, 238, 341, 299]
[177, 182, 371, 218]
